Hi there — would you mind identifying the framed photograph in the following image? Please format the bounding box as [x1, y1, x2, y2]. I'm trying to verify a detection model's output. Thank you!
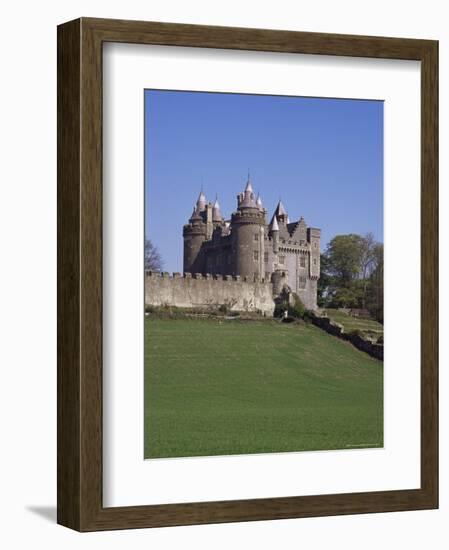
[57, 17, 438, 531]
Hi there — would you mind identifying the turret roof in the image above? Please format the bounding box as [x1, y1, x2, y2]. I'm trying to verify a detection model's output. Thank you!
[274, 200, 287, 217]
[239, 176, 258, 209]
[212, 198, 223, 221]
[270, 215, 279, 231]
[196, 190, 207, 211]
[190, 205, 202, 221]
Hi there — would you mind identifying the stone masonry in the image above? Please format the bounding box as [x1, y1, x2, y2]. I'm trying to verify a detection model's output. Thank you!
[145, 272, 275, 316]
[182, 176, 321, 310]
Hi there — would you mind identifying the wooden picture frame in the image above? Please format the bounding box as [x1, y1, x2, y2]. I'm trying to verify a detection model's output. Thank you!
[57, 17, 438, 531]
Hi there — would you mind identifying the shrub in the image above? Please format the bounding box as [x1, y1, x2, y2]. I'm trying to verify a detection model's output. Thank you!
[274, 303, 287, 318]
[349, 328, 364, 338]
[377, 335, 384, 344]
[288, 293, 306, 319]
[302, 310, 314, 323]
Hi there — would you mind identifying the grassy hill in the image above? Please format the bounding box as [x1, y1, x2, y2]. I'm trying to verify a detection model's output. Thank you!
[322, 309, 384, 339]
[144, 317, 383, 459]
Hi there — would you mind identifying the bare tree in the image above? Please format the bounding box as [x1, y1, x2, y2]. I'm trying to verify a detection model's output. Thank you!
[145, 238, 163, 272]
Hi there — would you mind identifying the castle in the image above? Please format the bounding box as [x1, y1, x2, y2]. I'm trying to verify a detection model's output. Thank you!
[182, 177, 321, 310]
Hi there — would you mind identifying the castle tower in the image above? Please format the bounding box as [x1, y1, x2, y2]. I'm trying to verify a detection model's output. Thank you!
[230, 177, 266, 280]
[307, 227, 321, 279]
[269, 214, 279, 254]
[183, 191, 207, 273]
[212, 197, 223, 225]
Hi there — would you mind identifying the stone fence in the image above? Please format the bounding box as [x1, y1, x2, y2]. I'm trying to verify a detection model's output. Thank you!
[145, 271, 275, 315]
[311, 313, 383, 361]
[338, 307, 372, 319]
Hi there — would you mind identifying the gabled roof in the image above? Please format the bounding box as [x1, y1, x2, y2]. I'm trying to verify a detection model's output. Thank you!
[287, 221, 299, 235]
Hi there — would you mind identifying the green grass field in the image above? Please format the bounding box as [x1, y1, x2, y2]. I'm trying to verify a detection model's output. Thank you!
[322, 309, 384, 339]
[144, 317, 383, 458]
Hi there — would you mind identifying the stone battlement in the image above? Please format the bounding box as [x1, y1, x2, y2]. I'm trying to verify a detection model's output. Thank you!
[145, 271, 274, 315]
[145, 271, 271, 283]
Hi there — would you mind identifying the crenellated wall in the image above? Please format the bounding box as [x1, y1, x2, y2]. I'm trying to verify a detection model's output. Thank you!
[145, 271, 275, 315]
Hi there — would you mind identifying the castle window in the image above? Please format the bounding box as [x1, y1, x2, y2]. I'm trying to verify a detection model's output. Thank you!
[265, 271, 271, 281]
[253, 251, 259, 261]
[314, 242, 318, 249]
[254, 233, 259, 241]
[264, 252, 268, 263]
[299, 256, 306, 267]
[313, 258, 317, 265]
[279, 255, 285, 265]
[298, 275, 307, 289]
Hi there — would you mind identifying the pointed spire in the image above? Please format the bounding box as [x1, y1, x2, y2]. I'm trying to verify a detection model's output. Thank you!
[270, 215, 279, 232]
[196, 190, 207, 211]
[212, 196, 223, 222]
[239, 173, 257, 209]
[256, 193, 263, 209]
[190, 205, 201, 221]
[274, 200, 287, 217]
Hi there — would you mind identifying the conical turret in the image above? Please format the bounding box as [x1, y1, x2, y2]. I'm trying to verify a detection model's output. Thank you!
[231, 175, 266, 280]
[183, 192, 207, 273]
[189, 205, 202, 222]
[270, 213, 279, 253]
[238, 176, 258, 209]
[196, 190, 207, 212]
[212, 197, 223, 222]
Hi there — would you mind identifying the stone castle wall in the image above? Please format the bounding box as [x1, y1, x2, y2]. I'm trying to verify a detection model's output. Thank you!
[145, 272, 275, 315]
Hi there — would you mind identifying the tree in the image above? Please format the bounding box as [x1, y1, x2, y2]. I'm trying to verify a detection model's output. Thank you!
[317, 253, 333, 307]
[366, 243, 384, 322]
[358, 232, 379, 308]
[145, 238, 163, 272]
[322, 233, 383, 313]
[359, 232, 378, 279]
[324, 234, 365, 284]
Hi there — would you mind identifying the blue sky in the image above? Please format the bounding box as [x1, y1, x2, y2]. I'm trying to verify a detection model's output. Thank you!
[145, 90, 383, 273]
